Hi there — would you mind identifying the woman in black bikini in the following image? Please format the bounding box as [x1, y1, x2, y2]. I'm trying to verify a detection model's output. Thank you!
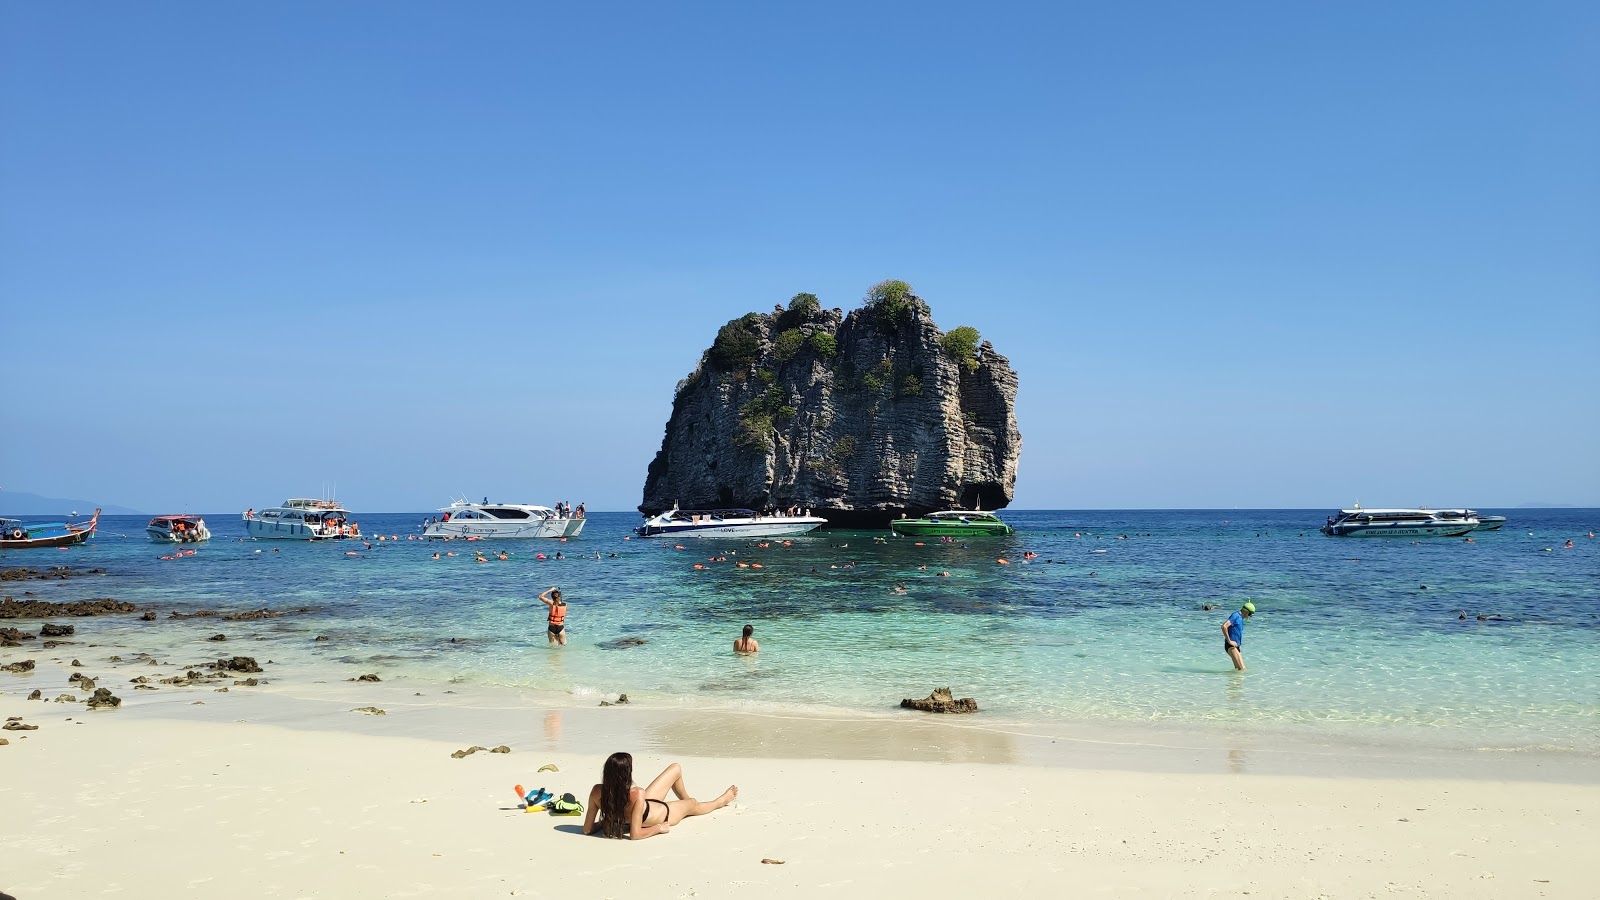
[583, 752, 737, 840]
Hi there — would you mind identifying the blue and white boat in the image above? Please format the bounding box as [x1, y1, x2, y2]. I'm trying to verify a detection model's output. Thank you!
[1320, 507, 1478, 538]
[635, 505, 826, 538]
[243, 499, 358, 540]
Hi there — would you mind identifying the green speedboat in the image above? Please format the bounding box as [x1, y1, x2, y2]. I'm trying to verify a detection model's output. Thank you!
[890, 510, 1013, 537]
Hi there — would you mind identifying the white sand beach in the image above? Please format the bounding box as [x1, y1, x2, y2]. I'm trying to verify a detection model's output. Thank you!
[3, 653, 1594, 900]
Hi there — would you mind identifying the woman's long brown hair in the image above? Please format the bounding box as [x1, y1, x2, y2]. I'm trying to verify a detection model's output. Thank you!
[600, 751, 632, 839]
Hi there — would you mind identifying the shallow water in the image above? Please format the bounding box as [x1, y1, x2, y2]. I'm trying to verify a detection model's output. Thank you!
[7, 509, 1598, 754]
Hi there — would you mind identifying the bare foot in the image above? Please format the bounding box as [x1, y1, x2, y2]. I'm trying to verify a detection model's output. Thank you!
[714, 785, 738, 809]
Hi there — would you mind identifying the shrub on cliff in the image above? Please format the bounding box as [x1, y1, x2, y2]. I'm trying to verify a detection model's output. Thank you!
[939, 326, 982, 372]
[710, 313, 766, 369]
[772, 328, 807, 363]
[777, 292, 822, 330]
[809, 332, 837, 357]
[865, 279, 920, 333]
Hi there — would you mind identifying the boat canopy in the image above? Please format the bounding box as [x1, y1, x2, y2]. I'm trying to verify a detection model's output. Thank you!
[282, 499, 347, 511]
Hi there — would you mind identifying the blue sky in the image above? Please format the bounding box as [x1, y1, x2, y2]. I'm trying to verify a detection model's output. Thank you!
[2, 1, 1596, 513]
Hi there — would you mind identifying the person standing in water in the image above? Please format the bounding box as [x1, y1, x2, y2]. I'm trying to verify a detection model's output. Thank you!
[733, 624, 759, 654]
[1221, 601, 1255, 671]
[540, 587, 568, 646]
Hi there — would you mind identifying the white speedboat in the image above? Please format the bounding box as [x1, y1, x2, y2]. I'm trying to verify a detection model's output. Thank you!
[635, 505, 826, 538]
[1320, 507, 1478, 538]
[243, 499, 359, 540]
[422, 500, 584, 539]
[147, 515, 211, 543]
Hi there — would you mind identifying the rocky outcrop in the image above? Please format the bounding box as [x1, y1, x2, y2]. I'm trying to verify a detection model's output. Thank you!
[900, 687, 979, 714]
[641, 283, 1021, 527]
[0, 597, 137, 618]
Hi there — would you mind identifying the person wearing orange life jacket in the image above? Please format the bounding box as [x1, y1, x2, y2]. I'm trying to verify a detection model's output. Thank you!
[540, 587, 569, 646]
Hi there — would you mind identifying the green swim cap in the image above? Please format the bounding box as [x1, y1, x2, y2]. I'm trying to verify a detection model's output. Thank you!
[1241, 601, 1257, 613]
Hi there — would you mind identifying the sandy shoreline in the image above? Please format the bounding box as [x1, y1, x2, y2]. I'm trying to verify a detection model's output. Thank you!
[4, 650, 1597, 899]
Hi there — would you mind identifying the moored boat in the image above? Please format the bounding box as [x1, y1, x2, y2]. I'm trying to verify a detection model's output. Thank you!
[0, 509, 100, 549]
[635, 505, 826, 538]
[243, 499, 358, 540]
[1320, 507, 1477, 538]
[423, 500, 584, 539]
[890, 509, 1014, 537]
[148, 514, 211, 543]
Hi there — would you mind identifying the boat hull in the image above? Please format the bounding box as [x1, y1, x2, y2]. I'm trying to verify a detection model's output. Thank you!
[1320, 522, 1476, 538]
[636, 520, 824, 538]
[424, 519, 585, 539]
[1472, 516, 1507, 532]
[148, 526, 211, 543]
[244, 519, 353, 541]
[890, 521, 1013, 537]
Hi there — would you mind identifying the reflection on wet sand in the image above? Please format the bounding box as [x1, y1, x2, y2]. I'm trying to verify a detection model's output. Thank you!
[640, 712, 1019, 764]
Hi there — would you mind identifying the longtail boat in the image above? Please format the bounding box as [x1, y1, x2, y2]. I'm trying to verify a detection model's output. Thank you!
[0, 509, 100, 549]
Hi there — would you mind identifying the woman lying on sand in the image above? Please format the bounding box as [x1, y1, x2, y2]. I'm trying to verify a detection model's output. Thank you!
[583, 752, 737, 840]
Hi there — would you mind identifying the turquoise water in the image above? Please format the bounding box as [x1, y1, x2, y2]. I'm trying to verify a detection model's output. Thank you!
[6, 509, 1598, 754]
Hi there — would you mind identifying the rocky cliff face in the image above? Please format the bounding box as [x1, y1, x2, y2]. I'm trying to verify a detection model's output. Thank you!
[641, 285, 1021, 527]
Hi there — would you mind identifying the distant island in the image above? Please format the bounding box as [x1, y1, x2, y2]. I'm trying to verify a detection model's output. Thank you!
[0, 490, 143, 516]
[641, 281, 1021, 528]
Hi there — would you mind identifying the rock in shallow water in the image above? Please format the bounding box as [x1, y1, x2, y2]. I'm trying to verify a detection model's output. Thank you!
[900, 687, 978, 714]
[86, 688, 122, 709]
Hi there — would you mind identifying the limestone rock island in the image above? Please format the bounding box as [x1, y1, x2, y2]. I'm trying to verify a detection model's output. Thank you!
[641, 281, 1021, 527]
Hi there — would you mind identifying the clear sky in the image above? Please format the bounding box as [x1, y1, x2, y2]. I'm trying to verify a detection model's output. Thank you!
[2, 1, 1596, 513]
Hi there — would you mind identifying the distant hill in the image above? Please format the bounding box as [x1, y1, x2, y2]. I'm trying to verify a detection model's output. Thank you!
[0, 491, 143, 516]
[1514, 502, 1582, 509]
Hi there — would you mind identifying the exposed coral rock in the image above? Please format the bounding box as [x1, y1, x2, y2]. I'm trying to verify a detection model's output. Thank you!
[86, 688, 122, 709]
[351, 706, 386, 715]
[209, 656, 263, 674]
[2, 659, 36, 674]
[351, 673, 381, 682]
[641, 286, 1021, 526]
[207, 634, 227, 642]
[0, 597, 136, 618]
[27, 689, 41, 700]
[0, 626, 33, 642]
[900, 687, 978, 714]
[451, 745, 488, 759]
[41, 623, 75, 637]
[1, 566, 105, 582]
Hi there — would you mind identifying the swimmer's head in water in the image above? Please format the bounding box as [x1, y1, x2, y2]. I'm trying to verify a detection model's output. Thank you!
[1241, 601, 1256, 615]
[742, 624, 754, 638]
